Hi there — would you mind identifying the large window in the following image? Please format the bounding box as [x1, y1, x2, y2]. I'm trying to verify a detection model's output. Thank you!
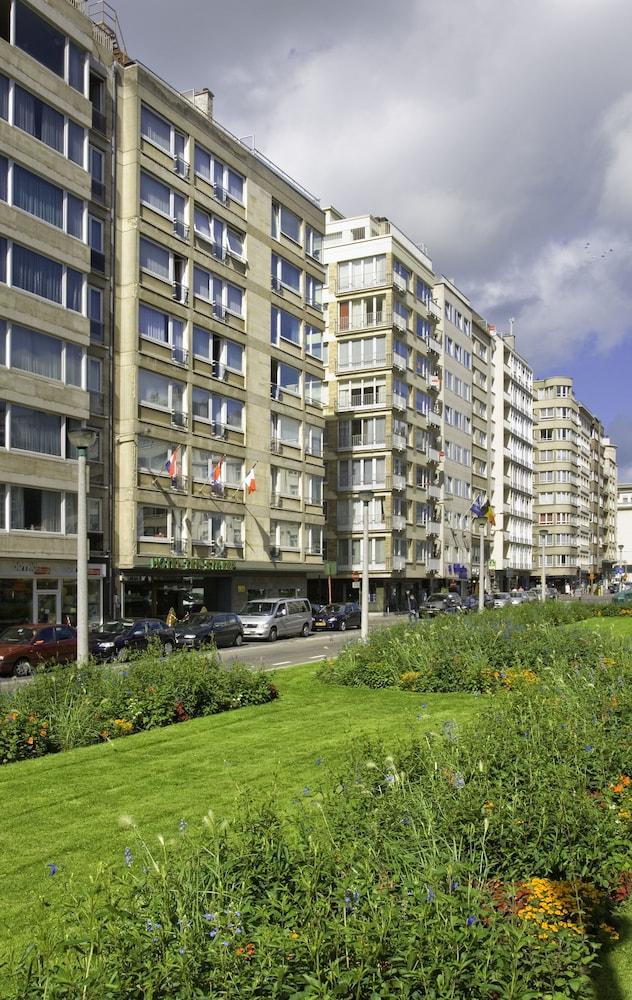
[191, 449, 242, 486]
[140, 237, 170, 281]
[193, 207, 244, 260]
[139, 370, 184, 414]
[191, 388, 243, 432]
[14, 1, 65, 78]
[190, 511, 243, 546]
[10, 487, 64, 532]
[10, 243, 84, 311]
[271, 201, 301, 244]
[137, 505, 169, 540]
[270, 307, 300, 347]
[272, 466, 301, 499]
[304, 325, 324, 361]
[194, 144, 244, 202]
[139, 303, 185, 360]
[137, 436, 175, 476]
[11, 325, 62, 380]
[271, 414, 301, 448]
[271, 361, 300, 399]
[10, 404, 61, 455]
[193, 267, 243, 317]
[192, 326, 243, 374]
[271, 253, 301, 293]
[10, 162, 76, 231]
[8, 79, 85, 164]
[270, 520, 301, 550]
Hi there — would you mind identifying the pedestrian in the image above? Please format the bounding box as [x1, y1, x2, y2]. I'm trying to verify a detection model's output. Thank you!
[165, 606, 177, 627]
[407, 592, 419, 624]
[391, 588, 398, 614]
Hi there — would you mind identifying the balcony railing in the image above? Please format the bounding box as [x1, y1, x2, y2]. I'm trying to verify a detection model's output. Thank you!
[392, 271, 408, 294]
[392, 474, 407, 491]
[337, 518, 386, 531]
[171, 346, 189, 366]
[393, 392, 407, 411]
[427, 520, 442, 534]
[173, 154, 190, 179]
[392, 555, 406, 571]
[428, 557, 441, 572]
[337, 272, 387, 293]
[336, 392, 388, 412]
[392, 433, 407, 451]
[336, 353, 390, 374]
[392, 515, 406, 531]
[392, 312, 407, 333]
[172, 282, 189, 304]
[335, 312, 391, 334]
[173, 219, 190, 241]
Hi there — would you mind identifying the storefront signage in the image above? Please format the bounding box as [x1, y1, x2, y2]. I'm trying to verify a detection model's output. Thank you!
[149, 557, 236, 571]
[0, 560, 106, 579]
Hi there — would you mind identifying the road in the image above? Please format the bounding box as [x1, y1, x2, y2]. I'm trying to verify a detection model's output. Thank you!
[0, 615, 411, 694]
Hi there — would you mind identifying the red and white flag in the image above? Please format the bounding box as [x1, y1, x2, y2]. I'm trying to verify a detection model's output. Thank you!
[165, 446, 179, 480]
[243, 465, 256, 495]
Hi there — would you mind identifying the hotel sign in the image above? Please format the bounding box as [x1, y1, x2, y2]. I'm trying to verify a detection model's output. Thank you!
[149, 557, 236, 571]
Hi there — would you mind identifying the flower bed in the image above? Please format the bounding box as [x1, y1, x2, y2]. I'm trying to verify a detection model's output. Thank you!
[0, 648, 278, 765]
[317, 604, 631, 693]
[6, 635, 631, 998]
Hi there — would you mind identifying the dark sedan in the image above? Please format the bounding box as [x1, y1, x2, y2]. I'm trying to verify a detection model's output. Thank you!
[0, 624, 77, 677]
[89, 619, 176, 661]
[312, 602, 361, 631]
[174, 612, 244, 650]
[422, 594, 463, 617]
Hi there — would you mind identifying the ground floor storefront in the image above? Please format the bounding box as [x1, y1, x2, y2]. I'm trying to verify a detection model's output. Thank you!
[118, 557, 324, 621]
[0, 558, 107, 630]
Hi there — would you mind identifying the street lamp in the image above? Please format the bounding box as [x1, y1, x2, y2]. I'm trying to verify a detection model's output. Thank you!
[477, 517, 487, 613]
[539, 530, 547, 603]
[361, 491, 374, 641]
[618, 544, 625, 589]
[68, 426, 97, 662]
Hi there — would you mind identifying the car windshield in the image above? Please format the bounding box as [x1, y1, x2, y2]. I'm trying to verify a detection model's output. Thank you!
[180, 613, 212, 627]
[321, 604, 343, 614]
[495, 593, 510, 600]
[92, 620, 134, 635]
[241, 601, 276, 616]
[0, 626, 37, 644]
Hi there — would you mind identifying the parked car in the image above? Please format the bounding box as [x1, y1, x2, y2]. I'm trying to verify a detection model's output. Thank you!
[312, 602, 361, 631]
[492, 592, 512, 608]
[612, 589, 632, 605]
[239, 598, 312, 641]
[0, 623, 77, 677]
[422, 593, 463, 617]
[509, 591, 525, 605]
[89, 618, 176, 661]
[174, 612, 243, 649]
[462, 595, 493, 612]
[310, 602, 324, 617]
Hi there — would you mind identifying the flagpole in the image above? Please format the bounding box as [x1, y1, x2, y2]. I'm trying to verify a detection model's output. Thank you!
[478, 520, 486, 612]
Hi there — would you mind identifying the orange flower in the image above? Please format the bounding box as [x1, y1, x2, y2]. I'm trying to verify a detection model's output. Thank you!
[26, 736, 34, 745]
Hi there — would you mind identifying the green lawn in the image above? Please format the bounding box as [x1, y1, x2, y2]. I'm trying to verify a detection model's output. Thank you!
[0, 663, 480, 959]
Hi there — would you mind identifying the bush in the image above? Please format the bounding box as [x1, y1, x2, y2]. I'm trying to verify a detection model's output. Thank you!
[0, 649, 278, 765]
[6, 646, 631, 998]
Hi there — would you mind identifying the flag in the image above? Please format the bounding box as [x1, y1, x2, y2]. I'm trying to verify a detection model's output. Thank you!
[211, 457, 224, 496]
[243, 465, 256, 495]
[469, 494, 485, 518]
[165, 446, 179, 481]
[486, 504, 496, 527]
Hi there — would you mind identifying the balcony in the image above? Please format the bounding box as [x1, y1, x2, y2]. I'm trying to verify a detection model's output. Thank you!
[337, 517, 386, 532]
[392, 312, 407, 333]
[336, 353, 390, 374]
[392, 474, 407, 491]
[335, 312, 391, 334]
[393, 392, 407, 411]
[336, 392, 388, 412]
[392, 515, 406, 531]
[337, 272, 387, 293]
[427, 519, 442, 534]
[428, 557, 441, 573]
[428, 409, 442, 428]
[348, 433, 386, 450]
[429, 335, 442, 355]
[428, 484, 441, 499]
[392, 271, 408, 294]
[392, 353, 407, 373]
[428, 447, 440, 463]
[392, 432, 407, 451]
[429, 299, 442, 320]
[392, 555, 406, 571]
[171, 346, 189, 367]
[170, 538, 187, 556]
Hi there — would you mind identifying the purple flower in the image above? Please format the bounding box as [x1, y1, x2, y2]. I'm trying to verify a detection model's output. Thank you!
[584, 745, 594, 752]
[426, 888, 435, 902]
[203, 912, 216, 922]
[179, 818, 188, 831]
[449, 880, 460, 892]
[315, 757, 323, 766]
[303, 786, 310, 796]
[179, 946, 186, 955]
[47, 863, 58, 876]
[466, 915, 477, 927]
[124, 847, 133, 867]
[208, 929, 217, 939]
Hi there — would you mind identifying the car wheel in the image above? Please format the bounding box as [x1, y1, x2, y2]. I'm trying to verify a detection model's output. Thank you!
[163, 641, 174, 656]
[233, 633, 243, 647]
[13, 658, 34, 677]
[268, 627, 278, 642]
[301, 622, 310, 637]
[117, 647, 128, 662]
[339, 620, 346, 632]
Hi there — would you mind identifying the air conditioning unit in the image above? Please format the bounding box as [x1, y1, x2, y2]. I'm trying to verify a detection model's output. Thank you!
[270, 546, 280, 559]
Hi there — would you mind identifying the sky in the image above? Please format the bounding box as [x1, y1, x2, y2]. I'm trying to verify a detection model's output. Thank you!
[116, 0, 632, 478]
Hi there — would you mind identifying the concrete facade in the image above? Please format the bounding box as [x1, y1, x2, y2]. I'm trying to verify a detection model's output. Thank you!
[114, 63, 326, 618]
[616, 482, 632, 578]
[0, 0, 113, 627]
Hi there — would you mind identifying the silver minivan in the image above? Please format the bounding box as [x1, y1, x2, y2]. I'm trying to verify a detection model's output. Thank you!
[239, 598, 312, 641]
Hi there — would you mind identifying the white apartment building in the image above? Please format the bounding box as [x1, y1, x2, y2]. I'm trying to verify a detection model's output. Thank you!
[616, 482, 632, 578]
[491, 332, 533, 589]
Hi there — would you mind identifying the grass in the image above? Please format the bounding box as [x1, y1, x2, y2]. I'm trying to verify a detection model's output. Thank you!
[0, 661, 481, 960]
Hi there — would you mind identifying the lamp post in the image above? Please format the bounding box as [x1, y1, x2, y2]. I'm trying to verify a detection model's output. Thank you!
[68, 427, 97, 662]
[478, 518, 487, 613]
[361, 491, 374, 641]
[539, 530, 547, 603]
[618, 544, 625, 589]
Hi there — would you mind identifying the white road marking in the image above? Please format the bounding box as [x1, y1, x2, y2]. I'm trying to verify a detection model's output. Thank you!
[308, 655, 325, 660]
[273, 660, 291, 666]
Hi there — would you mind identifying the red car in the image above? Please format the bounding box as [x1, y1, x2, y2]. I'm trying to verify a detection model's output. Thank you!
[0, 624, 77, 677]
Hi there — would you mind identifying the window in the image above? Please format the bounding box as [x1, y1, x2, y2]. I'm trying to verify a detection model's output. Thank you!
[89, 146, 105, 201]
[10, 487, 62, 532]
[305, 225, 322, 260]
[9, 243, 84, 311]
[191, 388, 243, 432]
[305, 424, 322, 456]
[193, 266, 243, 317]
[140, 237, 170, 281]
[14, 2, 65, 78]
[271, 360, 300, 398]
[66, 344, 83, 386]
[305, 325, 324, 360]
[137, 505, 169, 539]
[306, 475, 323, 504]
[271, 253, 301, 293]
[271, 307, 300, 347]
[11, 404, 61, 455]
[68, 41, 86, 93]
[271, 413, 301, 448]
[141, 106, 172, 152]
[0, 74, 7, 120]
[14, 83, 63, 153]
[68, 121, 85, 166]
[0, 155, 6, 202]
[415, 277, 432, 303]
[192, 326, 243, 374]
[272, 201, 301, 244]
[272, 466, 301, 499]
[11, 325, 62, 380]
[141, 171, 171, 216]
[139, 303, 185, 360]
[139, 370, 184, 414]
[305, 273, 322, 308]
[305, 373, 324, 406]
[270, 520, 301, 550]
[194, 143, 244, 202]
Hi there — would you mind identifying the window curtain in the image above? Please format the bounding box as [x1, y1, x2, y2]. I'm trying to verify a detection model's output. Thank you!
[140, 238, 169, 280]
[12, 326, 62, 379]
[227, 170, 243, 201]
[192, 388, 210, 420]
[194, 267, 211, 300]
[14, 1, 65, 77]
[194, 145, 211, 181]
[68, 122, 85, 165]
[0, 74, 8, 121]
[192, 326, 211, 359]
[140, 172, 170, 214]
[12, 245, 62, 303]
[140, 106, 171, 151]
[67, 195, 83, 239]
[66, 269, 83, 312]
[139, 304, 168, 343]
[12, 405, 61, 455]
[65, 493, 78, 534]
[13, 164, 63, 228]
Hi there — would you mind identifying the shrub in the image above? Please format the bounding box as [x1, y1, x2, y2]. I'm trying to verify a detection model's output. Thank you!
[0, 650, 278, 765]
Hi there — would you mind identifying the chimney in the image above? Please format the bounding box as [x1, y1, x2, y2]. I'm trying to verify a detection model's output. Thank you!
[182, 88, 214, 119]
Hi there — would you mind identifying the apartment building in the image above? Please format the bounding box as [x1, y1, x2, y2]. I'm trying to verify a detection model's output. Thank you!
[469, 313, 494, 590]
[533, 377, 616, 589]
[114, 63, 326, 618]
[322, 210, 444, 608]
[616, 482, 632, 577]
[433, 279, 474, 590]
[0, 0, 114, 628]
[491, 333, 533, 590]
